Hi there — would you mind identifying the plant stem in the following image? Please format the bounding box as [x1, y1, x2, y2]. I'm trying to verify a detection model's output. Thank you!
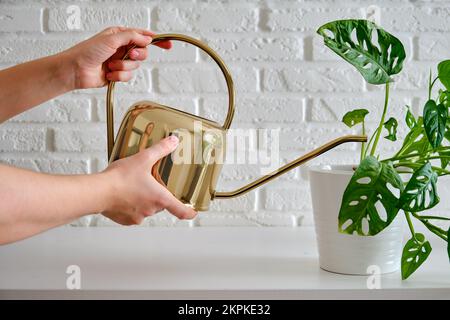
[392, 162, 450, 175]
[413, 215, 450, 221]
[404, 211, 417, 241]
[370, 82, 390, 156]
[360, 121, 366, 162]
[412, 213, 448, 241]
[385, 153, 450, 162]
[428, 76, 439, 100]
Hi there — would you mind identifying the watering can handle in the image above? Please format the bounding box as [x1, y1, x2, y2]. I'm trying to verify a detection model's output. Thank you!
[106, 33, 235, 159]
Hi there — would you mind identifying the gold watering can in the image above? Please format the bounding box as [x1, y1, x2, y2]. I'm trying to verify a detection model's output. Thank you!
[106, 34, 367, 211]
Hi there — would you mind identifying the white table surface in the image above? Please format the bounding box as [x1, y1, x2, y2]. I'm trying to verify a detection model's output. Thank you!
[0, 226, 449, 299]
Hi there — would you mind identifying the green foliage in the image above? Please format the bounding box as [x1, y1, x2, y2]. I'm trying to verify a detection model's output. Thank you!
[401, 233, 432, 280]
[342, 109, 369, 128]
[317, 19, 406, 85]
[320, 18, 449, 280]
[398, 163, 439, 212]
[338, 156, 403, 236]
[423, 99, 447, 149]
[405, 106, 417, 129]
[383, 117, 398, 141]
[438, 60, 450, 90]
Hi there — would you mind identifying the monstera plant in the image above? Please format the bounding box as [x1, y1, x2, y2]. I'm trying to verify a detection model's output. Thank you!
[317, 19, 450, 279]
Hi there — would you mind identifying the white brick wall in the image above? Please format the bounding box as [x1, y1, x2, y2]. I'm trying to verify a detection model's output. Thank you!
[0, 0, 449, 228]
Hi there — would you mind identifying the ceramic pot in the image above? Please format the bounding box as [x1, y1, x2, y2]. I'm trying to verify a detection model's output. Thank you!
[308, 165, 404, 275]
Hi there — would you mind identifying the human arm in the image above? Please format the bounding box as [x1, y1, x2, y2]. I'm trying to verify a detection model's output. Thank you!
[0, 26, 171, 122]
[0, 136, 196, 245]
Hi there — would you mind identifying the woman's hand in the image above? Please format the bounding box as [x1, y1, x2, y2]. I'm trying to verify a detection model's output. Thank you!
[62, 26, 171, 89]
[101, 136, 197, 225]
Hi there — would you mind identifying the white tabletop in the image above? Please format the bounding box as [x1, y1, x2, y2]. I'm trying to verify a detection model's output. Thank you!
[0, 226, 449, 299]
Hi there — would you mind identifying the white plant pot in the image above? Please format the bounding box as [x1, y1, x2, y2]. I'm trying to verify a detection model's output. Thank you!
[308, 165, 404, 275]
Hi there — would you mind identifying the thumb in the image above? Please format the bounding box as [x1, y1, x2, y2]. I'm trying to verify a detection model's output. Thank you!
[108, 30, 153, 49]
[142, 135, 179, 164]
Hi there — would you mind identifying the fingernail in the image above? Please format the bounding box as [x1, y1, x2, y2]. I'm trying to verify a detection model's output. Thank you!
[145, 36, 153, 42]
[131, 49, 139, 57]
[167, 135, 179, 145]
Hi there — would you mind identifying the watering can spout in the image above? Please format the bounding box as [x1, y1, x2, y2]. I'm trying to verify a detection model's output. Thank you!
[212, 135, 367, 199]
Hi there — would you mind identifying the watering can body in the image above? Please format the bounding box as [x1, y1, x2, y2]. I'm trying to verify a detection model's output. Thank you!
[109, 100, 226, 211]
[106, 34, 366, 211]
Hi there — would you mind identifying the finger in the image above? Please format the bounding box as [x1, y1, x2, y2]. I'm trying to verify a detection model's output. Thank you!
[108, 60, 140, 71]
[161, 189, 198, 220]
[129, 28, 172, 49]
[109, 30, 153, 49]
[152, 39, 172, 50]
[142, 135, 179, 164]
[128, 48, 148, 61]
[106, 71, 133, 82]
[100, 27, 171, 49]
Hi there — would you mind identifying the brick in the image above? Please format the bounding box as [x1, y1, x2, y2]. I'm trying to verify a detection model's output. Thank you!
[47, 6, 149, 32]
[145, 42, 196, 63]
[382, 7, 450, 33]
[53, 126, 106, 152]
[206, 37, 303, 62]
[209, 181, 256, 212]
[0, 7, 42, 32]
[201, 97, 304, 124]
[265, 7, 360, 32]
[0, 157, 90, 174]
[155, 5, 257, 33]
[155, 65, 257, 94]
[96, 96, 196, 122]
[10, 98, 91, 123]
[263, 184, 312, 211]
[278, 125, 354, 151]
[310, 96, 410, 123]
[0, 39, 72, 63]
[417, 35, 450, 61]
[262, 67, 363, 93]
[0, 128, 46, 152]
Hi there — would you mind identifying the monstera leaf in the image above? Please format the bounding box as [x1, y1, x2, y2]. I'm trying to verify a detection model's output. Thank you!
[383, 117, 398, 141]
[342, 108, 369, 128]
[405, 105, 417, 129]
[423, 99, 447, 149]
[398, 162, 439, 212]
[401, 233, 432, 280]
[397, 117, 431, 158]
[438, 60, 450, 90]
[338, 156, 403, 236]
[317, 19, 406, 85]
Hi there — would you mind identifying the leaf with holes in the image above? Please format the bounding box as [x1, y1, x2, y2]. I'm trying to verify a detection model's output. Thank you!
[342, 109, 369, 128]
[405, 105, 417, 129]
[423, 99, 447, 149]
[401, 233, 432, 280]
[338, 156, 403, 236]
[398, 162, 439, 212]
[383, 117, 398, 141]
[317, 19, 406, 85]
[438, 60, 450, 91]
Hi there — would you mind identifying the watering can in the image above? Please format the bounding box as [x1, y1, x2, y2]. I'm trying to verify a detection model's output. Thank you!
[106, 34, 367, 211]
